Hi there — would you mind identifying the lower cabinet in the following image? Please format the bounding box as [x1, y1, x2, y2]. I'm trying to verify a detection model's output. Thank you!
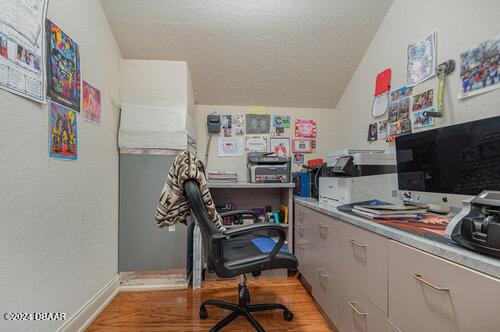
[339, 275, 389, 332]
[388, 240, 500, 332]
[311, 252, 339, 325]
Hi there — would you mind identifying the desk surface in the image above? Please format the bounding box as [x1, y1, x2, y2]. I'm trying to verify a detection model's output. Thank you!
[208, 182, 295, 189]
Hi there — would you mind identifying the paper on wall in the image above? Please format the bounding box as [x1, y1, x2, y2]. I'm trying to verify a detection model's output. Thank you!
[218, 137, 244, 157]
[371, 91, 389, 117]
[244, 135, 269, 154]
[248, 105, 269, 114]
[0, 0, 48, 102]
[406, 32, 437, 86]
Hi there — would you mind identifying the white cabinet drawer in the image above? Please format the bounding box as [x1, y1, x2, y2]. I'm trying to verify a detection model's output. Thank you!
[388, 240, 500, 332]
[339, 222, 388, 313]
[311, 252, 339, 325]
[295, 233, 313, 283]
[310, 215, 341, 270]
[339, 275, 389, 332]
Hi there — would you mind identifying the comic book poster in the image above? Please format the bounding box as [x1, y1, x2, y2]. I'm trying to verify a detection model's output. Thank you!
[397, 97, 410, 120]
[386, 119, 412, 143]
[46, 20, 81, 112]
[49, 101, 78, 160]
[459, 35, 499, 99]
[411, 89, 433, 111]
[390, 86, 412, 103]
[295, 119, 316, 138]
[407, 32, 436, 86]
[412, 109, 435, 129]
[82, 81, 101, 125]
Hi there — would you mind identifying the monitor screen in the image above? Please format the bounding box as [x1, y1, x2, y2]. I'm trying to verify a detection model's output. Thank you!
[395, 115, 500, 196]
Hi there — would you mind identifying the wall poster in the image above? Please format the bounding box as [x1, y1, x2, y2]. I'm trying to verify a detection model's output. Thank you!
[49, 101, 78, 160]
[246, 114, 270, 134]
[406, 32, 437, 87]
[46, 19, 81, 112]
[82, 81, 101, 125]
[294, 119, 316, 138]
[217, 137, 244, 157]
[0, 0, 48, 102]
[244, 135, 269, 154]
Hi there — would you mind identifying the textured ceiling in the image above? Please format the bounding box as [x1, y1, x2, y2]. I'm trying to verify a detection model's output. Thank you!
[101, 0, 392, 108]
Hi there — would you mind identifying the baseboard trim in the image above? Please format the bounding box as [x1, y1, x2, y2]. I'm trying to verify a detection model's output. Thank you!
[58, 274, 120, 332]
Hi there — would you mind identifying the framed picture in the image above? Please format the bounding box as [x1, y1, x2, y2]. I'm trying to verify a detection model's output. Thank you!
[270, 138, 290, 157]
[295, 119, 316, 138]
[292, 139, 312, 153]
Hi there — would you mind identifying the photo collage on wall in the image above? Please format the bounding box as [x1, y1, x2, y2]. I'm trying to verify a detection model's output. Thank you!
[217, 107, 318, 167]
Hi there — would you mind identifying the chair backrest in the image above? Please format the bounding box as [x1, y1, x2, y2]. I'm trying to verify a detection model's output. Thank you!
[184, 179, 220, 269]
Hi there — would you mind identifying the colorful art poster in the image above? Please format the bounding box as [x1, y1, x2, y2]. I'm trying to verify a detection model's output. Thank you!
[217, 137, 244, 157]
[397, 97, 410, 120]
[407, 32, 437, 87]
[244, 135, 269, 153]
[232, 114, 244, 135]
[49, 101, 78, 160]
[378, 120, 388, 140]
[82, 81, 101, 125]
[295, 119, 316, 138]
[46, 20, 81, 112]
[412, 109, 435, 129]
[386, 118, 412, 142]
[0, 0, 48, 102]
[367, 123, 377, 141]
[388, 101, 399, 123]
[293, 153, 305, 166]
[270, 138, 290, 157]
[411, 89, 433, 112]
[459, 35, 499, 99]
[222, 115, 232, 137]
[246, 114, 270, 134]
[390, 86, 412, 103]
[292, 139, 312, 153]
[273, 115, 291, 129]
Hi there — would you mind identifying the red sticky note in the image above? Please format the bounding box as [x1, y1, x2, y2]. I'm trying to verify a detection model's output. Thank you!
[374, 68, 391, 96]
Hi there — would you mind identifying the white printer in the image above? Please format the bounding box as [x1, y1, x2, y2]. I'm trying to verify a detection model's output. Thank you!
[319, 149, 398, 206]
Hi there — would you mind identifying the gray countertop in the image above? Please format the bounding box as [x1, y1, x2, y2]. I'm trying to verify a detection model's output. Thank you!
[295, 197, 500, 279]
[208, 182, 295, 189]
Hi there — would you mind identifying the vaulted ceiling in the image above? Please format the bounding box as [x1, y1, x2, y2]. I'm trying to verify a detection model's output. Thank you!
[101, 0, 392, 108]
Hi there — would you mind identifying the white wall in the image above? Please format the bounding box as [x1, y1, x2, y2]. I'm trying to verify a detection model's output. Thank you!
[195, 105, 335, 181]
[0, 1, 122, 331]
[333, 0, 500, 150]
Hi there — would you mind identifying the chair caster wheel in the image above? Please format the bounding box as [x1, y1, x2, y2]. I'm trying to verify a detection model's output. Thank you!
[199, 306, 208, 319]
[283, 310, 294, 321]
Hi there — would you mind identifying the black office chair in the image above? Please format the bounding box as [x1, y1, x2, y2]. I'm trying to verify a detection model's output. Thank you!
[184, 180, 299, 331]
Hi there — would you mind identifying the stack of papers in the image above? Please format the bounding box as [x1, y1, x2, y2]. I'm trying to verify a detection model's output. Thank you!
[208, 171, 238, 182]
[352, 203, 427, 220]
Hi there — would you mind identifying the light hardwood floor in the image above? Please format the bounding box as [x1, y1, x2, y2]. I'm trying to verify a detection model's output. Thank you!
[87, 276, 332, 331]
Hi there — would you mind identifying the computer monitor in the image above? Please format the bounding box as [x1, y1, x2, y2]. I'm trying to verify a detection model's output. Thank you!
[395, 115, 500, 210]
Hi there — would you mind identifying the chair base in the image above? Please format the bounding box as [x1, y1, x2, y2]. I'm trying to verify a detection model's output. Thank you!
[199, 278, 293, 332]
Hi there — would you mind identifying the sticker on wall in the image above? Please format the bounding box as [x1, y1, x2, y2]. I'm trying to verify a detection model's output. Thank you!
[406, 31, 437, 87]
[244, 135, 269, 153]
[82, 81, 101, 125]
[232, 114, 245, 135]
[459, 35, 500, 99]
[46, 20, 81, 112]
[378, 120, 388, 140]
[386, 118, 412, 142]
[218, 137, 244, 157]
[293, 153, 305, 166]
[292, 139, 312, 153]
[294, 120, 316, 138]
[270, 138, 290, 157]
[412, 108, 435, 129]
[367, 123, 378, 141]
[411, 89, 433, 112]
[49, 101, 78, 160]
[397, 97, 410, 120]
[246, 114, 270, 134]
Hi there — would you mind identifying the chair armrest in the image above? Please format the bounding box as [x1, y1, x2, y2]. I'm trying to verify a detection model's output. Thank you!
[223, 223, 287, 268]
[219, 209, 260, 222]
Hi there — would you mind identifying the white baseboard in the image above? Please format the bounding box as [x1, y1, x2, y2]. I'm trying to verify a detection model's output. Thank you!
[58, 274, 120, 332]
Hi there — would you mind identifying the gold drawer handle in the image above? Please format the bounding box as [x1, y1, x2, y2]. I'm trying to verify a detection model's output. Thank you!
[412, 274, 450, 292]
[349, 239, 366, 248]
[348, 302, 367, 316]
[316, 268, 330, 278]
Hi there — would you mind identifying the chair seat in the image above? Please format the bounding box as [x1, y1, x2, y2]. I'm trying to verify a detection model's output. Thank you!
[221, 235, 298, 276]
